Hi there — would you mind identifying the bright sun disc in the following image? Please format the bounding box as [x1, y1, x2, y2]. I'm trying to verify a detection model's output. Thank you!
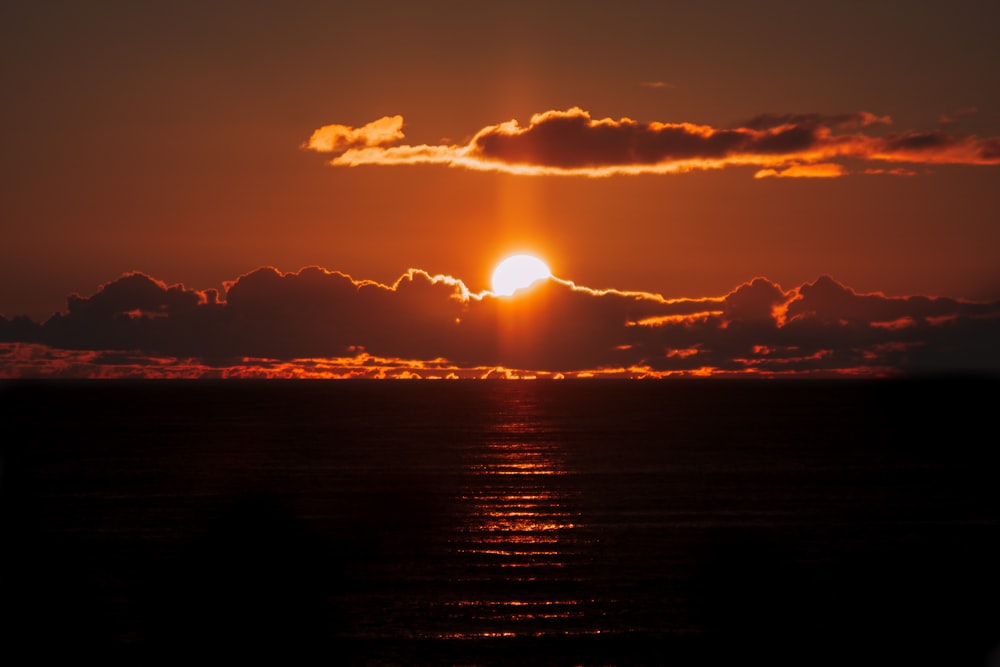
[491, 254, 552, 296]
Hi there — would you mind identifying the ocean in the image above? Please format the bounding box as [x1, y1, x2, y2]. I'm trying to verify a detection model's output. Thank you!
[2, 377, 998, 665]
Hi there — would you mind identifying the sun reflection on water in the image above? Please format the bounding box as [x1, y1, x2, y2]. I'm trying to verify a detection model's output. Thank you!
[444, 392, 594, 639]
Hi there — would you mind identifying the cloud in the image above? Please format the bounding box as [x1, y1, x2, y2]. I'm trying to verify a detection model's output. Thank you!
[304, 108, 1000, 178]
[937, 107, 978, 126]
[3, 267, 998, 378]
[304, 115, 405, 152]
[754, 163, 845, 179]
[739, 112, 892, 131]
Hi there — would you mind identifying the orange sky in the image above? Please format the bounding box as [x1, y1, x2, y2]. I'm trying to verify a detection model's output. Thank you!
[1, 1, 999, 377]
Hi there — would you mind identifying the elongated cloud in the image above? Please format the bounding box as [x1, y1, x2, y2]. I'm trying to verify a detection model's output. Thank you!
[2, 267, 998, 378]
[305, 108, 1000, 177]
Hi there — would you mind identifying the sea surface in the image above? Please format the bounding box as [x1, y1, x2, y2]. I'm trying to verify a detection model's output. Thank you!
[2, 377, 998, 666]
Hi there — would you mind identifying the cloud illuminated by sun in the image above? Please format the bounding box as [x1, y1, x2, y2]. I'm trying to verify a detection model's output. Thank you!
[304, 107, 1000, 178]
[4, 265, 999, 379]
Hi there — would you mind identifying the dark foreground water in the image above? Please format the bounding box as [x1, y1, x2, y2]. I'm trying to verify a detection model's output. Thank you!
[2, 377, 998, 665]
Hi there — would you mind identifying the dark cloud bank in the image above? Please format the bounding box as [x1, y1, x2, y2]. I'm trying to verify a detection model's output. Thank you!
[2, 267, 998, 378]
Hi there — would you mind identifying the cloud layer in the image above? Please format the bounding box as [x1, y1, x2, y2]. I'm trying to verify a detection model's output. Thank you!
[305, 108, 1000, 178]
[3, 267, 998, 378]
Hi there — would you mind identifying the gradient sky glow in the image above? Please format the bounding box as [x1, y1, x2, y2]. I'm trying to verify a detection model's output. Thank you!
[2, 1, 999, 377]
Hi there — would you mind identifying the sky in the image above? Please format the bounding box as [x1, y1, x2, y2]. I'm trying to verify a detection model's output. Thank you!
[2, 0, 999, 378]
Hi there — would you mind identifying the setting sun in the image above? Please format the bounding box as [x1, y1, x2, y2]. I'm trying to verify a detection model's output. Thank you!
[491, 254, 552, 296]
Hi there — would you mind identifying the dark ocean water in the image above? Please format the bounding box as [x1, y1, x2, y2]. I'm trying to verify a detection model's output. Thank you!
[2, 377, 998, 666]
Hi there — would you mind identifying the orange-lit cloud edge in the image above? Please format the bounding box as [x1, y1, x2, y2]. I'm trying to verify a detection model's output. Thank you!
[304, 108, 1000, 178]
[2, 267, 998, 379]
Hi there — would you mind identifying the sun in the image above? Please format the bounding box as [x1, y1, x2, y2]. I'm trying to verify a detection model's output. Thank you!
[491, 254, 552, 296]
